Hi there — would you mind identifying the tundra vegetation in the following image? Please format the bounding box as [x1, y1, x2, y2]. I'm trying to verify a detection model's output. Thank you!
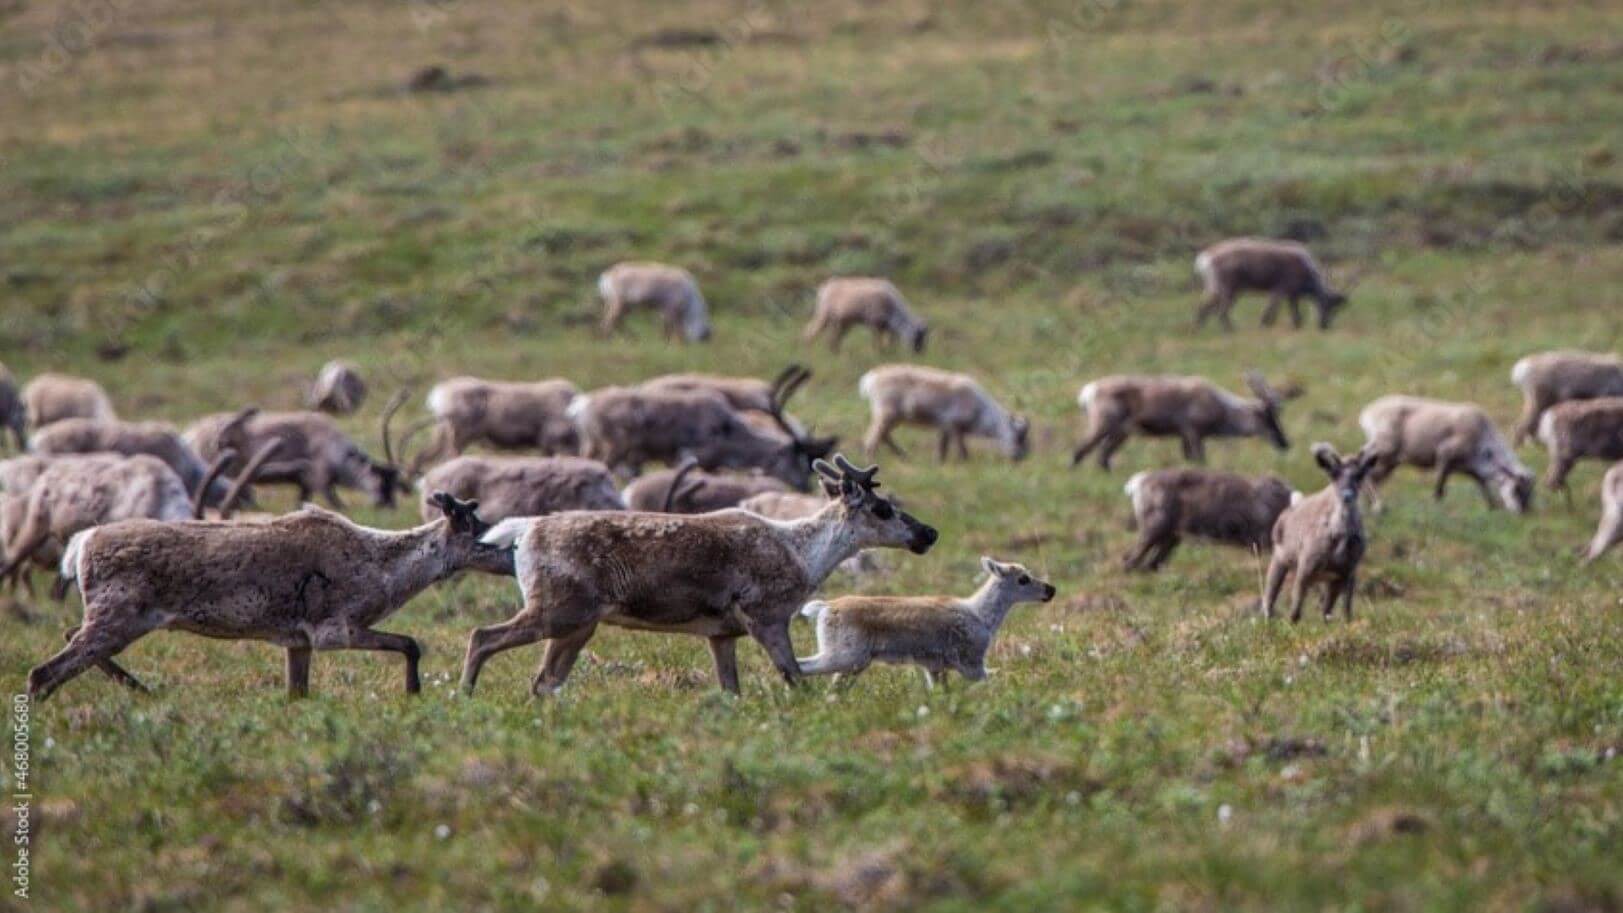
[0, 0, 1618, 909]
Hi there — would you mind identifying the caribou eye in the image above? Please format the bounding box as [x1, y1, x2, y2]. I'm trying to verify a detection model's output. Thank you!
[1018, 575, 1031, 585]
[871, 500, 894, 520]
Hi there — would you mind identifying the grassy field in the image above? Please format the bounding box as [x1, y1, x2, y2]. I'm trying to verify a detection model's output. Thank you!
[2, 0, 1621, 909]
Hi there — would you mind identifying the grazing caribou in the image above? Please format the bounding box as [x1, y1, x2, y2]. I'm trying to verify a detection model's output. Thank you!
[1194, 238, 1350, 331]
[598, 261, 712, 342]
[571, 369, 834, 489]
[803, 278, 928, 353]
[622, 463, 790, 514]
[1582, 461, 1623, 564]
[22, 373, 115, 431]
[30, 415, 250, 510]
[1510, 350, 1623, 446]
[0, 452, 232, 586]
[418, 376, 582, 468]
[1071, 373, 1295, 470]
[1358, 395, 1534, 513]
[1121, 468, 1297, 571]
[417, 455, 624, 523]
[185, 396, 413, 509]
[1536, 397, 1623, 492]
[638, 365, 809, 417]
[858, 364, 1030, 462]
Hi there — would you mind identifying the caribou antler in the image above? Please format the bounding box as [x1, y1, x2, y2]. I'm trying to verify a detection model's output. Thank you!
[192, 448, 239, 519]
[662, 457, 703, 513]
[394, 416, 439, 480]
[765, 366, 812, 443]
[832, 454, 879, 489]
[218, 439, 285, 519]
[380, 389, 410, 469]
[219, 407, 260, 453]
[768, 364, 811, 397]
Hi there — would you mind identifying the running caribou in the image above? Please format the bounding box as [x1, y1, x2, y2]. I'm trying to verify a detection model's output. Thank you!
[459, 455, 937, 696]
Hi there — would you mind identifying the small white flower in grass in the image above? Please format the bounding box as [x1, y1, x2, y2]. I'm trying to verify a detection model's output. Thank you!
[434, 824, 452, 840]
[368, 799, 382, 815]
[1283, 675, 1294, 686]
[1066, 791, 1082, 806]
[1020, 644, 1033, 657]
[683, 802, 700, 816]
[43, 737, 54, 750]
[916, 705, 930, 718]
[1297, 654, 1308, 667]
[1217, 804, 1233, 826]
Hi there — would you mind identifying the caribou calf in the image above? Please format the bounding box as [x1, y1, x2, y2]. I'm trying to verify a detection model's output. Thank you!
[1121, 469, 1297, 571]
[803, 278, 928, 353]
[1194, 238, 1350, 331]
[1582, 462, 1623, 564]
[417, 455, 624, 523]
[1359, 395, 1534, 512]
[460, 456, 937, 696]
[22, 373, 115, 431]
[598, 261, 711, 342]
[1262, 444, 1375, 622]
[1536, 397, 1623, 492]
[1512, 351, 1623, 446]
[1071, 372, 1294, 470]
[28, 493, 513, 701]
[796, 557, 1054, 687]
[859, 364, 1029, 462]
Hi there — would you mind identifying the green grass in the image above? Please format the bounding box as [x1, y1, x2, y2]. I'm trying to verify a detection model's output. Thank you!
[1, 0, 1620, 909]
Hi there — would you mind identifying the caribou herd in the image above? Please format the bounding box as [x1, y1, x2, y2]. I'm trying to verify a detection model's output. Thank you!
[2, 245, 1620, 702]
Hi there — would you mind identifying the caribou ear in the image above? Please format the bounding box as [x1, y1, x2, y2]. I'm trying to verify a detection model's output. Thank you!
[1311, 442, 1343, 477]
[1349, 444, 1380, 479]
[980, 555, 1001, 577]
